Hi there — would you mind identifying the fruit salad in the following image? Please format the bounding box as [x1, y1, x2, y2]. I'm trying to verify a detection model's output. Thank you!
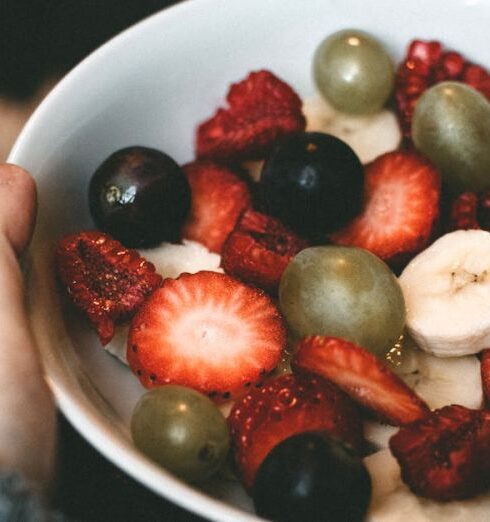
[54, 29, 490, 521]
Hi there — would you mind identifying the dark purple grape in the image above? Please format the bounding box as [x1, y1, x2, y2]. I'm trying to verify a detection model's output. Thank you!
[253, 432, 371, 522]
[260, 132, 364, 238]
[89, 146, 190, 248]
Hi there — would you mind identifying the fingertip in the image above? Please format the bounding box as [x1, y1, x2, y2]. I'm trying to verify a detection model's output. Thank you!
[0, 164, 37, 255]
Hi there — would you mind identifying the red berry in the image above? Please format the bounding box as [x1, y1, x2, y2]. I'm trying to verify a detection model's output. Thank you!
[293, 336, 430, 426]
[395, 39, 490, 143]
[221, 209, 308, 294]
[449, 190, 490, 231]
[329, 151, 441, 266]
[481, 349, 490, 407]
[228, 372, 364, 490]
[196, 70, 306, 162]
[127, 271, 286, 400]
[55, 231, 162, 345]
[390, 405, 490, 501]
[181, 161, 251, 253]
[449, 192, 480, 231]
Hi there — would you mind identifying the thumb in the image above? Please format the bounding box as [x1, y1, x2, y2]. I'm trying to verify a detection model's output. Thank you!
[0, 164, 37, 255]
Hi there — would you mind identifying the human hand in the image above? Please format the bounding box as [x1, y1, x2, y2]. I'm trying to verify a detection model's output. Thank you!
[0, 164, 55, 494]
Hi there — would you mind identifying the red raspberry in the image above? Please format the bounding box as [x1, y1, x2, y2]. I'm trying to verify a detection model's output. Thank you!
[221, 209, 308, 294]
[395, 40, 490, 143]
[449, 190, 490, 231]
[481, 349, 490, 408]
[390, 405, 490, 501]
[228, 372, 364, 491]
[196, 70, 306, 162]
[55, 231, 162, 344]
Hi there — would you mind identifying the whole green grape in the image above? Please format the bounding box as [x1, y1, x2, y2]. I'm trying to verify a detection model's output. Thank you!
[313, 29, 394, 114]
[131, 385, 229, 483]
[279, 246, 405, 357]
[413, 81, 490, 193]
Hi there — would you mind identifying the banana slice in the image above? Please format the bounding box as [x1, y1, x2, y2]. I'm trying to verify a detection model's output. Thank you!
[394, 339, 483, 409]
[365, 449, 490, 522]
[364, 420, 398, 451]
[104, 239, 223, 363]
[139, 239, 223, 279]
[365, 336, 482, 450]
[303, 95, 401, 164]
[399, 230, 490, 356]
[241, 95, 401, 182]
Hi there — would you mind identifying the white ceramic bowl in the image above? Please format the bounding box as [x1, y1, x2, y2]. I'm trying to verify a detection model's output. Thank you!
[9, 0, 490, 520]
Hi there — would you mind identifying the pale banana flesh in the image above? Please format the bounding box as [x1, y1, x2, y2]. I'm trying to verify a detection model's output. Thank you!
[399, 230, 490, 356]
[365, 336, 482, 451]
[241, 95, 401, 183]
[365, 449, 490, 522]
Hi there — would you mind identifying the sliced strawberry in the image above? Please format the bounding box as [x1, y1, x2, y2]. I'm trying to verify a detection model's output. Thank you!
[293, 336, 430, 426]
[55, 230, 162, 345]
[329, 151, 441, 266]
[481, 349, 490, 407]
[228, 372, 364, 490]
[127, 271, 286, 400]
[396, 39, 490, 143]
[221, 209, 308, 294]
[196, 70, 306, 162]
[390, 405, 490, 501]
[181, 160, 251, 253]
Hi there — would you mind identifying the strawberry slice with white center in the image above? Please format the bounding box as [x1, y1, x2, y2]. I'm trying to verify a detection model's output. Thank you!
[330, 150, 440, 266]
[127, 271, 286, 401]
[293, 336, 430, 426]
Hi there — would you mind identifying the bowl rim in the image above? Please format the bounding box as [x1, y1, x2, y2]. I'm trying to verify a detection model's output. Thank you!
[9, 1, 264, 520]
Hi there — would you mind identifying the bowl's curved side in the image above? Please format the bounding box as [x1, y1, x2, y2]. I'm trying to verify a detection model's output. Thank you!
[26, 230, 261, 522]
[9, 0, 490, 520]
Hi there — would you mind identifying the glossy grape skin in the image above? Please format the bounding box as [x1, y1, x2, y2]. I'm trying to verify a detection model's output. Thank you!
[130, 386, 229, 483]
[413, 82, 490, 193]
[260, 132, 364, 237]
[89, 146, 191, 248]
[253, 433, 371, 522]
[279, 246, 405, 357]
[313, 29, 394, 115]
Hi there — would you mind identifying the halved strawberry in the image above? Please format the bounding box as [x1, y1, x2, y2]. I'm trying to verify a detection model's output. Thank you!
[228, 372, 364, 491]
[329, 151, 441, 266]
[181, 160, 251, 253]
[127, 271, 286, 400]
[196, 70, 306, 162]
[293, 336, 430, 426]
[396, 39, 490, 143]
[390, 405, 490, 501]
[221, 209, 308, 294]
[55, 230, 162, 345]
[481, 349, 490, 407]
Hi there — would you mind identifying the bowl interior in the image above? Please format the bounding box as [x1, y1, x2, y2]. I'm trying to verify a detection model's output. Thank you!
[9, 0, 490, 520]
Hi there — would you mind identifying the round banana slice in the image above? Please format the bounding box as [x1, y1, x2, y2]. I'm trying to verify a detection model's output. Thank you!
[399, 230, 490, 356]
[303, 95, 401, 164]
[395, 343, 483, 409]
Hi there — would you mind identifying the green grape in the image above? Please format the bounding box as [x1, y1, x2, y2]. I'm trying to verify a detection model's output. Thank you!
[413, 81, 490, 193]
[313, 29, 394, 115]
[131, 385, 229, 483]
[279, 246, 405, 357]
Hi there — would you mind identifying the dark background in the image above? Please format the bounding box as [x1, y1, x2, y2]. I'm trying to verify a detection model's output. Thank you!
[0, 0, 182, 99]
[56, 415, 206, 521]
[1, 1, 215, 520]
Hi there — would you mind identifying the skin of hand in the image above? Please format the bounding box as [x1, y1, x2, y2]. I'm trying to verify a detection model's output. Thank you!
[0, 164, 56, 495]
